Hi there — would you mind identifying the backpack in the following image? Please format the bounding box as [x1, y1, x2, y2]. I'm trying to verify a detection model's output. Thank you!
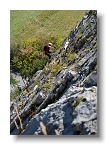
[44, 46, 47, 51]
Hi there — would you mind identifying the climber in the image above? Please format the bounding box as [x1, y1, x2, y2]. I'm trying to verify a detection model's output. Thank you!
[44, 43, 52, 60]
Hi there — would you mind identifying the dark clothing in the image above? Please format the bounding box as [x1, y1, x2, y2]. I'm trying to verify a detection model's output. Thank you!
[44, 45, 52, 59]
[45, 52, 51, 59]
[45, 45, 51, 53]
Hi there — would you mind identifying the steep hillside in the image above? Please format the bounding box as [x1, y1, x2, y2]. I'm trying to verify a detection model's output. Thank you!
[10, 10, 86, 87]
[10, 10, 97, 135]
[10, 10, 86, 44]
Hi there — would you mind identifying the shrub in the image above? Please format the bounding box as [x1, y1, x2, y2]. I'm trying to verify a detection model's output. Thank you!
[10, 34, 63, 81]
[10, 55, 23, 72]
[51, 63, 61, 76]
[67, 53, 75, 63]
[41, 82, 52, 90]
[10, 42, 20, 60]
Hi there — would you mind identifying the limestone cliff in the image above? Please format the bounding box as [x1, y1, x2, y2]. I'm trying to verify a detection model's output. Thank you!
[10, 10, 97, 135]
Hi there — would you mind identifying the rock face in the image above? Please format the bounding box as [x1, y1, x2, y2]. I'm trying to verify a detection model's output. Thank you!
[10, 10, 97, 135]
[81, 71, 97, 87]
[10, 72, 26, 92]
[21, 86, 97, 135]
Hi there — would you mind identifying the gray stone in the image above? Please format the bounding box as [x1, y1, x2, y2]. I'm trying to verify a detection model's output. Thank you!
[10, 10, 97, 135]
[57, 84, 65, 94]
[81, 71, 97, 87]
[21, 86, 97, 135]
[32, 92, 44, 105]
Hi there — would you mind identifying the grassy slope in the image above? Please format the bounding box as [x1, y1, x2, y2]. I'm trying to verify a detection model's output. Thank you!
[10, 10, 86, 46]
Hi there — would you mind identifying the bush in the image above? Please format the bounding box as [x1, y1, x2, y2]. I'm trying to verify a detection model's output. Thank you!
[67, 53, 75, 63]
[10, 34, 62, 80]
[41, 81, 52, 90]
[10, 55, 23, 72]
[51, 63, 61, 76]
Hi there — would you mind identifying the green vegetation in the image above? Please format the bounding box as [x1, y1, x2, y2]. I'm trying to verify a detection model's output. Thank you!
[10, 75, 17, 85]
[10, 10, 86, 80]
[72, 96, 84, 109]
[10, 87, 22, 100]
[67, 53, 75, 63]
[51, 63, 61, 76]
[10, 75, 21, 100]
[41, 81, 52, 90]
[10, 10, 86, 44]
[39, 62, 62, 92]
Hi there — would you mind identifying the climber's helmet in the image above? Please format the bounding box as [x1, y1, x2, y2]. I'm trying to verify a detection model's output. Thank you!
[48, 43, 52, 46]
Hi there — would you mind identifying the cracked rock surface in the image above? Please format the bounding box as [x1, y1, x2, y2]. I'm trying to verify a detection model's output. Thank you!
[10, 10, 97, 135]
